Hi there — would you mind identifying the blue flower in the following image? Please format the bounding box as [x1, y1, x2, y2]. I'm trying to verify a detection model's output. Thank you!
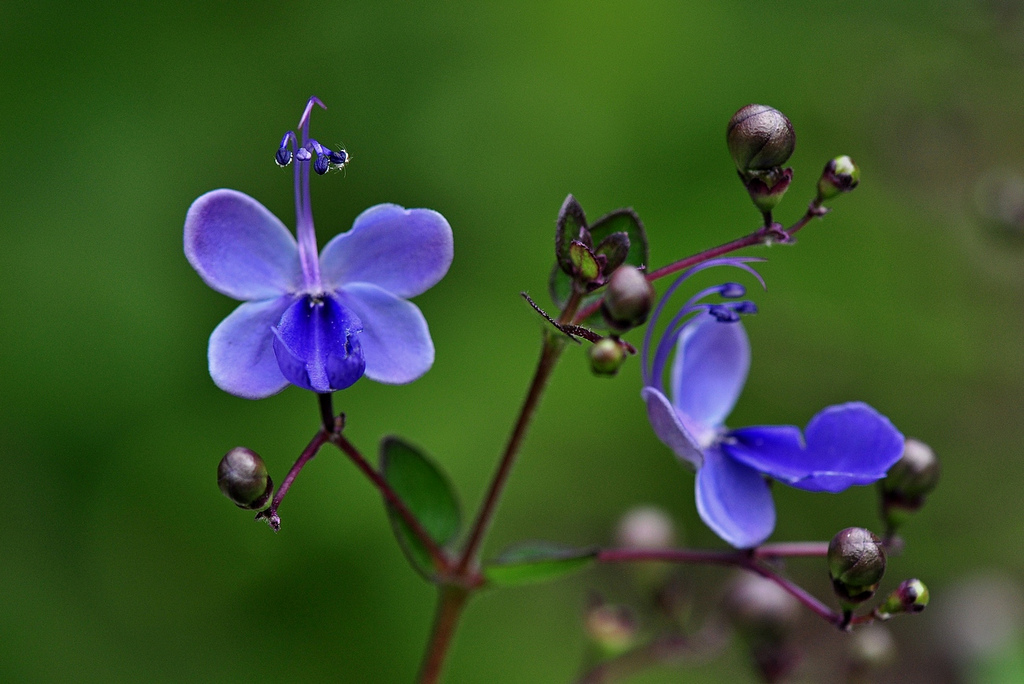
[184, 97, 453, 399]
[641, 258, 904, 548]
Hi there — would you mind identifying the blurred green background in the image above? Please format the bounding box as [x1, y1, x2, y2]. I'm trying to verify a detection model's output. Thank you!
[4, 1, 1024, 681]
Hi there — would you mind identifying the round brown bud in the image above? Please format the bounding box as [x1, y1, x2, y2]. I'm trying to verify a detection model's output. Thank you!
[727, 104, 796, 172]
[601, 266, 654, 332]
[828, 527, 886, 604]
[218, 447, 273, 510]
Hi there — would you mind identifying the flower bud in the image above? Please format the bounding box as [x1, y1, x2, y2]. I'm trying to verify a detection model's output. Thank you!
[589, 338, 626, 376]
[848, 624, 896, 670]
[615, 506, 676, 550]
[727, 105, 796, 173]
[878, 579, 930, 618]
[816, 155, 861, 203]
[828, 527, 886, 605]
[880, 439, 940, 532]
[726, 573, 799, 640]
[584, 596, 637, 655]
[883, 439, 940, 500]
[218, 447, 273, 510]
[601, 266, 654, 332]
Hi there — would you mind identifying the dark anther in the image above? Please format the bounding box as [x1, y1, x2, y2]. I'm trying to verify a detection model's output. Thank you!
[732, 301, 758, 315]
[328, 149, 348, 166]
[719, 282, 746, 298]
[275, 147, 293, 167]
[313, 155, 330, 175]
[709, 305, 740, 322]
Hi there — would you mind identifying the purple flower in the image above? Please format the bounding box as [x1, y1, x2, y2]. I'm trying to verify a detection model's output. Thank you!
[184, 97, 453, 399]
[641, 259, 904, 548]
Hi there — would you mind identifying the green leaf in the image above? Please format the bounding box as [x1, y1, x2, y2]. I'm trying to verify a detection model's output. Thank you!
[483, 542, 597, 587]
[380, 437, 460, 580]
[555, 194, 588, 275]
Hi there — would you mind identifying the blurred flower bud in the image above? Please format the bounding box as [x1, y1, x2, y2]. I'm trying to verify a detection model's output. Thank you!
[878, 579, 930, 618]
[725, 573, 801, 683]
[615, 506, 676, 550]
[589, 338, 626, 377]
[828, 527, 887, 605]
[884, 439, 940, 499]
[880, 438, 940, 532]
[816, 155, 860, 203]
[601, 265, 654, 332]
[218, 447, 273, 510]
[584, 596, 637, 655]
[727, 105, 796, 172]
[726, 573, 800, 640]
[848, 624, 896, 671]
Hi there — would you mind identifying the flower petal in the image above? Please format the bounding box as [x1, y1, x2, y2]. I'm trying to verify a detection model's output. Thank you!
[334, 283, 435, 384]
[208, 296, 296, 399]
[184, 189, 302, 300]
[272, 294, 366, 393]
[320, 203, 454, 298]
[695, 447, 776, 548]
[722, 402, 905, 492]
[671, 314, 750, 429]
[641, 386, 704, 470]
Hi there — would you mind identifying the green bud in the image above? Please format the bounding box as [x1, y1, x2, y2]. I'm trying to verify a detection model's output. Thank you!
[218, 447, 273, 510]
[727, 104, 796, 172]
[816, 155, 861, 202]
[828, 527, 886, 605]
[878, 579, 930, 618]
[589, 338, 626, 376]
[601, 265, 654, 332]
[584, 597, 637, 655]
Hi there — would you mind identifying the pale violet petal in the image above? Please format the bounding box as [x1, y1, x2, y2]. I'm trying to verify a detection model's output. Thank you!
[185, 189, 301, 300]
[641, 386, 704, 470]
[320, 204, 454, 297]
[208, 295, 296, 399]
[695, 447, 776, 549]
[671, 314, 750, 430]
[334, 282, 435, 384]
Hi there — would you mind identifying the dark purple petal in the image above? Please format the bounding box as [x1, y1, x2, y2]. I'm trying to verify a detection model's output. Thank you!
[271, 294, 365, 393]
[671, 314, 749, 430]
[335, 283, 434, 384]
[695, 447, 776, 549]
[641, 387, 704, 469]
[208, 296, 297, 399]
[319, 204, 453, 298]
[184, 189, 302, 300]
[723, 403, 905, 493]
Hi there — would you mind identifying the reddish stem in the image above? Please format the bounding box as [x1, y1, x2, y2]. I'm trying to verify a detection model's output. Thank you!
[417, 586, 470, 684]
[573, 203, 824, 325]
[329, 431, 451, 575]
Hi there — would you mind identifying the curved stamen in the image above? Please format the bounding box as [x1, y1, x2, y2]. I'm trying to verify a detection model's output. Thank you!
[641, 257, 766, 385]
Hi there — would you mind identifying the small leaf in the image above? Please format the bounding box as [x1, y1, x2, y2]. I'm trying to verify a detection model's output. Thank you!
[380, 437, 460, 580]
[594, 231, 630, 276]
[589, 209, 648, 272]
[483, 542, 597, 587]
[555, 194, 588, 275]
